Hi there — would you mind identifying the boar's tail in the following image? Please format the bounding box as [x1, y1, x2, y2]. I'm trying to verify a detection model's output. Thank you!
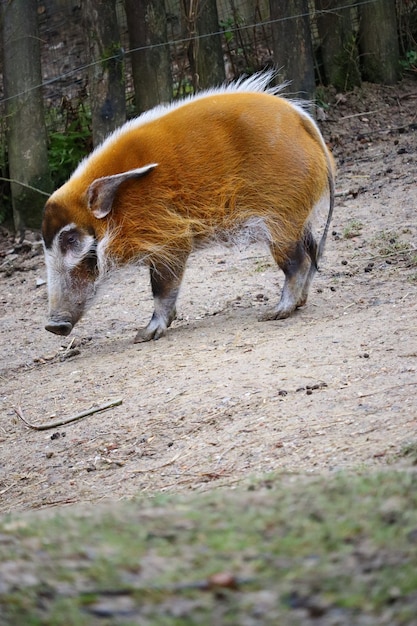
[296, 106, 335, 270]
[316, 151, 336, 268]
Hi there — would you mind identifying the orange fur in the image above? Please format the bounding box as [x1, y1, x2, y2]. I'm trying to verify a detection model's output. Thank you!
[47, 91, 333, 268]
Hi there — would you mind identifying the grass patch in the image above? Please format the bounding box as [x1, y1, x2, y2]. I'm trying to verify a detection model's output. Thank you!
[1, 471, 417, 624]
[370, 231, 417, 278]
[397, 442, 417, 465]
[254, 259, 272, 273]
[343, 220, 363, 239]
[372, 230, 411, 257]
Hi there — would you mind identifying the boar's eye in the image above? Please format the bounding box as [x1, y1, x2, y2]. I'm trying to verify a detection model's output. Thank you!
[59, 228, 80, 253]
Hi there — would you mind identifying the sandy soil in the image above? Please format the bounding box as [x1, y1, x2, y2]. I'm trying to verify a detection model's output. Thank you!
[1, 80, 416, 515]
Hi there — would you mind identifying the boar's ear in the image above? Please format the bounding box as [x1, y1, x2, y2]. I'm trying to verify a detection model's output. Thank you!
[87, 163, 158, 219]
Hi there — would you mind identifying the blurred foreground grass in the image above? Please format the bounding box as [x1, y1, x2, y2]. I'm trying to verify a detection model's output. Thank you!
[1, 469, 417, 625]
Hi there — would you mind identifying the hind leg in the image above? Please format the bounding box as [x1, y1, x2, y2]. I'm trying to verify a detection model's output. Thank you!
[259, 233, 317, 322]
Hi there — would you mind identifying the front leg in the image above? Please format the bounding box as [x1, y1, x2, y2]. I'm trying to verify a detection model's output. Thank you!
[134, 256, 188, 343]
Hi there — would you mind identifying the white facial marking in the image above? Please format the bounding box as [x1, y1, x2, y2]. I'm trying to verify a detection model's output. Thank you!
[96, 230, 112, 277]
[44, 223, 101, 318]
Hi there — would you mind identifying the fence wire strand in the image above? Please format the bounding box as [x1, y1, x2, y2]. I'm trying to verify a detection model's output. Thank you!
[0, 0, 386, 106]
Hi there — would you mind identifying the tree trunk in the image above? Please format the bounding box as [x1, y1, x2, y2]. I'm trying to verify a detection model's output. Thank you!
[2, 0, 52, 234]
[183, 0, 225, 91]
[125, 0, 172, 114]
[359, 0, 400, 84]
[269, 0, 315, 100]
[82, 0, 126, 147]
[315, 0, 361, 91]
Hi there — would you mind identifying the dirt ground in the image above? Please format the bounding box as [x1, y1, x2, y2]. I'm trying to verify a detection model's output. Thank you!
[1, 80, 416, 516]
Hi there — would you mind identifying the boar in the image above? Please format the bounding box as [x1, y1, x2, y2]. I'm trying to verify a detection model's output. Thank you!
[42, 72, 335, 343]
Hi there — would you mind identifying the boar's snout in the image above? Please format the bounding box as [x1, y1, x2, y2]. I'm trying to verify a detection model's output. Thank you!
[45, 318, 73, 336]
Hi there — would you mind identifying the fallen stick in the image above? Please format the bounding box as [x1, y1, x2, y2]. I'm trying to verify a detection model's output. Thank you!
[131, 452, 182, 474]
[14, 399, 123, 431]
[339, 109, 381, 120]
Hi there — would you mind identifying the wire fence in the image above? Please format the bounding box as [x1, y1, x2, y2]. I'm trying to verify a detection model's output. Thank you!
[1, 0, 415, 111]
[0, 0, 416, 220]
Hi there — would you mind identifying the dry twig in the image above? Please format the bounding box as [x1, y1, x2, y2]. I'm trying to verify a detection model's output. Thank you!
[339, 109, 381, 120]
[13, 399, 123, 431]
[130, 453, 182, 474]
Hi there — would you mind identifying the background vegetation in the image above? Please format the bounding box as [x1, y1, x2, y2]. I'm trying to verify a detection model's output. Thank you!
[0, 0, 416, 230]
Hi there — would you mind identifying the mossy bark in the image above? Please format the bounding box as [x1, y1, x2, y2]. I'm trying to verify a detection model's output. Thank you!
[82, 0, 126, 147]
[183, 0, 225, 92]
[269, 0, 315, 100]
[2, 0, 52, 234]
[359, 0, 400, 84]
[316, 0, 361, 91]
[125, 0, 173, 114]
